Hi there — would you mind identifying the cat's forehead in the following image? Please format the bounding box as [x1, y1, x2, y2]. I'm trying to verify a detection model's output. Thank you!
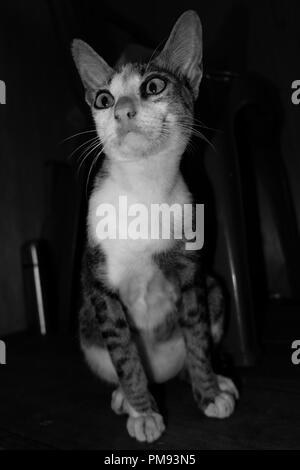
[109, 64, 144, 97]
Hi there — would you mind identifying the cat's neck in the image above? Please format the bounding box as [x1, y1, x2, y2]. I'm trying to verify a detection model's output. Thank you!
[106, 149, 183, 202]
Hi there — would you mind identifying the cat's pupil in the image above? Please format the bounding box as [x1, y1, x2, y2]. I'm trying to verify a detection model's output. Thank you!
[149, 82, 157, 94]
[102, 95, 108, 107]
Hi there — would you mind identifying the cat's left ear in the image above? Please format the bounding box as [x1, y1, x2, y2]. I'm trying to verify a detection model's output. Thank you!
[72, 39, 114, 106]
[156, 10, 203, 99]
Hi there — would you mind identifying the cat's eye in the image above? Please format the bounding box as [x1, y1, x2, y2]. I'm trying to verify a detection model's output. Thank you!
[144, 77, 167, 96]
[94, 91, 115, 109]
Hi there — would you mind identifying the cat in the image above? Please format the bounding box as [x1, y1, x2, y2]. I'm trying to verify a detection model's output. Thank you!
[72, 10, 238, 443]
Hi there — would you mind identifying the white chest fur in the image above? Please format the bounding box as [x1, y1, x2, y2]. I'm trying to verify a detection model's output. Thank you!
[87, 158, 191, 331]
[88, 179, 174, 283]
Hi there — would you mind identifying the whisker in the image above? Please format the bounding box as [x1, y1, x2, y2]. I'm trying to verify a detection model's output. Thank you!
[191, 118, 222, 133]
[61, 129, 97, 144]
[68, 136, 99, 161]
[76, 140, 102, 176]
[75, 141, 101, 172]
[191, 131, 217, 153]
[176, 123, 217, 153]
[85, 147, 105, 199]
[178, 117, 221, 134]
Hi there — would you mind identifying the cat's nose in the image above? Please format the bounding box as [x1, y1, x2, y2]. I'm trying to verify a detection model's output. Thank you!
[114, 96, 137, 122]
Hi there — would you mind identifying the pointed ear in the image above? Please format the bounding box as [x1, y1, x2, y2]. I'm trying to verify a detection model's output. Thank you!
[156, 10, 203, 99]
[71, 39, 114, 105]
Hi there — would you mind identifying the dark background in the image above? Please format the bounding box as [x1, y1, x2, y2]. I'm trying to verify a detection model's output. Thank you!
[1, 0, 300, 451]
[0, 0, 300, 339]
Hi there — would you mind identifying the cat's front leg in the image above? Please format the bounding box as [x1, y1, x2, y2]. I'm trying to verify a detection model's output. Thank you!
[97, 294, 165, 442]
[179, 285, 238, 418]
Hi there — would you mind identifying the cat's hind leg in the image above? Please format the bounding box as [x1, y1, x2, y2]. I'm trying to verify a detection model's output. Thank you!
[207, 275, 225, 345]
[111, 387, 129, 415]
[81, 343, 118, 384]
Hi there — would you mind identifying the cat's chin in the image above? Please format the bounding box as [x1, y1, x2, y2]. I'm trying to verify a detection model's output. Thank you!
[104, 127, 177, 161]
[112, 132, 158, 159]
[122, 131, 147, 148]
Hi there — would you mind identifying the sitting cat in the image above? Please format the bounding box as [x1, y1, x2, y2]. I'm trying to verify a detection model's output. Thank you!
[72, 10, 238, 443]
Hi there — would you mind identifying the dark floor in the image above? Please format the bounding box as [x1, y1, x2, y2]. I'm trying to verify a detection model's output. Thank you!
[0, 333, 300, 450]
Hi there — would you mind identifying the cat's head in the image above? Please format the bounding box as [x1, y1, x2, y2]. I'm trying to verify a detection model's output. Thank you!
[72, 10, 203, 162]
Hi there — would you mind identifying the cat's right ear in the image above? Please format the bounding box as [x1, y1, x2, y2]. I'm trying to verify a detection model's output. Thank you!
[71, 39, 114, 106]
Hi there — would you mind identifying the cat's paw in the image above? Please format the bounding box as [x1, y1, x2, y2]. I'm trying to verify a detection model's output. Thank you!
[203, 391, 235, 418]
[111, 388, 165, 442]
[217, 374, 239, 399]
[126, 412, 165, 443]
[202, 375, 238, 419]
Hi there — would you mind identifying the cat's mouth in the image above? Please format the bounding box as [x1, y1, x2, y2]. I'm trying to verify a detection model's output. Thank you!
[103, 116, 174, 160]
[116, 123, 146, 141]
